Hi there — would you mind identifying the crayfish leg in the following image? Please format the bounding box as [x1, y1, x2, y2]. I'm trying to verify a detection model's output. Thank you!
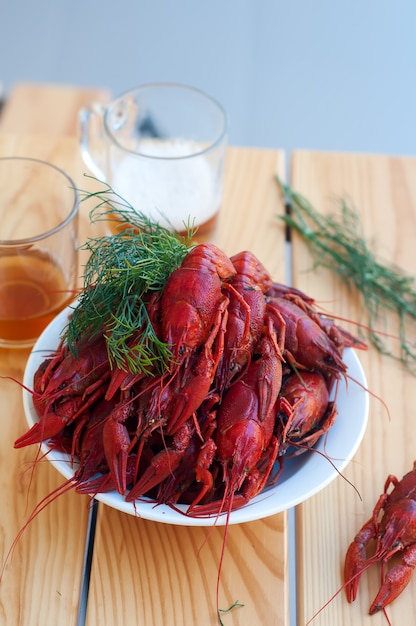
[186, 438, 217, 513]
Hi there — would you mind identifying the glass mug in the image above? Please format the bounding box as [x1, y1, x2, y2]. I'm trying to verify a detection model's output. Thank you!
[79, 83, 227, 239]
[0, 157, 79, 348]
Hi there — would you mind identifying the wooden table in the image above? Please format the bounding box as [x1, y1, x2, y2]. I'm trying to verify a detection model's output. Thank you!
[1, 83, 415, 626]
[292, 152, 416, 626]
[0, 84, 288, 626]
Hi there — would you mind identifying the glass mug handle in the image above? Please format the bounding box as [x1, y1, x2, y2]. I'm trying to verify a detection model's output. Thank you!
[79, 101, 107, 181]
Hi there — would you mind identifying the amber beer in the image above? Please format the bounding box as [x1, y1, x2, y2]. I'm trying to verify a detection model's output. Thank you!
[107, 206, 220, 243]
[185, 211, 219, 242]
[0, 250, 74, 344]
[0, 157, 79, 348]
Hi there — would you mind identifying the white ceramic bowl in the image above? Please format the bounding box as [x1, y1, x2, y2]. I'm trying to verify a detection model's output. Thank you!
[22, 305, 369, 526]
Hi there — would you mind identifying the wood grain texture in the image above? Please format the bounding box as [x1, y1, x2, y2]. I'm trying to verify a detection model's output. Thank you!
[0, 124, 108, 624]
[0, 135, 95, 626]
[0, 353, 88, 625]
[85, 147, 290, 626]
[291, 150, 416, 626]
[0, 82, 110, 137]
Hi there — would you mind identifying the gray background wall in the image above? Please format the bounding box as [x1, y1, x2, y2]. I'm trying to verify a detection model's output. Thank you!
[2, 0, 415, 156]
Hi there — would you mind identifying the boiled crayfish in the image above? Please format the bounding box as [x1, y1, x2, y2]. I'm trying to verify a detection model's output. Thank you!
[10, 241, 370, 626]
[14, 243, 366, 515]
[344, 461, 416, 618]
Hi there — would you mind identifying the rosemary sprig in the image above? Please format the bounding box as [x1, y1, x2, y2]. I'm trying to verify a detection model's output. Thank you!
[276, 176, 416, 373]
[65, 179, 195, 374]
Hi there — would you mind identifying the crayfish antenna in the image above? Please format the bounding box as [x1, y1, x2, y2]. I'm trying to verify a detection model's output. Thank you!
[190, 488, 235, 624]
[303, 559, 374, 626]
[382, 607, 393, 626]
[0, 477, 76, 582]
[0, 374, 38, 396]
[20, 444, 58, 516]
[215, 492, 235, 625]
[344, 370, 391, 422]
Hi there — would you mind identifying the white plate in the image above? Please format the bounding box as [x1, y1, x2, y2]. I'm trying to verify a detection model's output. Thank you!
[22, 305, 369, 526]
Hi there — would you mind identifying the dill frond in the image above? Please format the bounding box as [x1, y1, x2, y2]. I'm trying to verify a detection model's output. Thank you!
[64, 178, 195, 374]
[276, 176, 416, 373]
[218, 600, 244, 626]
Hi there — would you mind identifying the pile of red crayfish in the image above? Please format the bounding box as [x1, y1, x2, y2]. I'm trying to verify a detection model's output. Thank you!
[15, 243, 367, 517]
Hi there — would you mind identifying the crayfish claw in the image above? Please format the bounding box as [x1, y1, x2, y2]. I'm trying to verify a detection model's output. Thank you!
[14, 413, 67, 448]
[369, 559, 416, 614]
[344, 542, 365, 602]
[344, 520, 376, 603]
[102, 419, 130, 495]
[126, 449, 184, 501]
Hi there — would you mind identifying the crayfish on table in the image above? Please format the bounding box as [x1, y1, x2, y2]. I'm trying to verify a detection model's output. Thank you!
[10, 237, 369, 624]
[344, 461, 416, 621]
[15, 242, 367, 514]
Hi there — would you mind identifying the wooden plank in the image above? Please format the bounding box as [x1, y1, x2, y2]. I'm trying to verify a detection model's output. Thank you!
[0, 132, 108, 625]
[291, 151, 416, 625]
[0, 347, 88, 626]
[85, 147, 290, 626]
[0, 82, 110, 136]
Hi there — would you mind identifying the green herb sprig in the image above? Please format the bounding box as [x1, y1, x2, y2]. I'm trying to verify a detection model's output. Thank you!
[218, 600, 244, 625]
[65, 179, 195, 374]
[276, 176, 416, 373]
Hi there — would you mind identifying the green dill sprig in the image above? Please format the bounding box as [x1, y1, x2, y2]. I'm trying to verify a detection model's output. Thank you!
[65, 179, 195, 374]
[276, 176, 416, 373]
[218, 600, 244, 625]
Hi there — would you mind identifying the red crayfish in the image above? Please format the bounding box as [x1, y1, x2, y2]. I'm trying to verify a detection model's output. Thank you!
[190, 318, 285, 517]
[215, 250, 272, 391]
[9, 241, 371, 625]
[275, 370, 338, 457]
[344, 461, 416, 620]
[14, 243, 367, 513]
[160, 241, 235, 365]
